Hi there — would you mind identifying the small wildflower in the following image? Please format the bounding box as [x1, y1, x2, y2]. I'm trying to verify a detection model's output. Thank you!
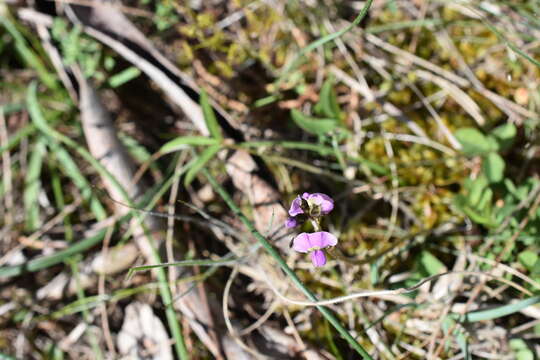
[292, 231, 338, 267]
[302, 192, 334, 215]
[287, 192, 334, 219]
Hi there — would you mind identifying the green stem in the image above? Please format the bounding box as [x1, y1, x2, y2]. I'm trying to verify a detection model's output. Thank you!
[203, 168, 373, 359]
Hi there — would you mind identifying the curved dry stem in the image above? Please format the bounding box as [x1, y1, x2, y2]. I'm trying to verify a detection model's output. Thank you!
[262, 270, 532, 307]
[239, 301, 279, 336]
[381, 130, 399, 244]
[222, 265, 268, 359]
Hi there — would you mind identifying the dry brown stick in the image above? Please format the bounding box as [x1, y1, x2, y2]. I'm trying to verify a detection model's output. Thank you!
[0, 110, 14, 239]
[50, 0, 153, 17]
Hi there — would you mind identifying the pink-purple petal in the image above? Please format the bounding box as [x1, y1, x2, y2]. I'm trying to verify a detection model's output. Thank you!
[285, 217, 298, 228]
[310, 250, 327, 267]
[309, 231, 338, 249]
[301, 192, 334, 215]
[292, 233, 311, 253]
[288, 196, 304, 216]
[311, 193, 334, 214]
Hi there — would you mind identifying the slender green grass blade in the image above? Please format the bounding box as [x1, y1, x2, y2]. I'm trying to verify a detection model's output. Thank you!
[119, 132, 154, 164]
[127, 256, 239, 280]
[50, 161, 73, 242]
[366, 18, 443, 34]
[317, 77, 341, 119]
[199, 89, 222, 139]
[460, 295, 540, 322]
[0, 352, 17, 360]
[239, 140, 388, 175]
[24, 137, 47, 231]
[1, 102, 25, 115]
[0, 15, 57, 89]
[108, 66, 141, 88]
[49, 141, 107, 221]
[184, 144, 221, 186]
[477, 11, 540, 68]
[0, 228, 107, 278]
[159, 136, 219, 154]
[290, 109, 338, 135]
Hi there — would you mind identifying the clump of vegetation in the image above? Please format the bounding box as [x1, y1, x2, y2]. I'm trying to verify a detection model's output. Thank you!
[1, 0, 540, 359]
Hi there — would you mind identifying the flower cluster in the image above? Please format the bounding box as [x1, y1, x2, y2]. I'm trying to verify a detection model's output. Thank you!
[286, 192, 336, 267]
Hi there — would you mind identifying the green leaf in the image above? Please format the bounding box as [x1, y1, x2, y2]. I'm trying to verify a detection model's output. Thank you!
[159, 136, 219, 154]
[199, 89, 222, 139]
[518, 250, 538, 270]
[419, 251, 445, 276]
[483, 152, 505, 183]
[468, 176, 488, 207]
[454, 194, 496, 228]
[108, 67, 141, 88]
[455, 128, 494, 156]
[291, 109, 337, 136]
[515, 349, 534, 360]
[475, 187, 493, 212]
[316, 77, 341, 119]
[510, 339, 528, 351]
[184, 144, 221, 186]
[491, 123, 516, 151]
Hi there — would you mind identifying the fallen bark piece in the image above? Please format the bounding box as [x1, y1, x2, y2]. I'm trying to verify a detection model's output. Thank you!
[91, 243, 139, 275]
[117, 302, 174, 360]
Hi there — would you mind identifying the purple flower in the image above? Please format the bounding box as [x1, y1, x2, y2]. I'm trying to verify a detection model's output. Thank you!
[302, 192, 334, 215]
[292, 231, 338, 267]
[286, 192, 334, 226]
[288, 195, 304, 217]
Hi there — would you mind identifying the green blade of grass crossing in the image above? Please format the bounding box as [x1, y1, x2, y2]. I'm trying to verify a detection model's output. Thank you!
[474, 7, 540, 69]
[47, 140, 107, 221]
[0, 15, 58, 89]
[199, 89, 223, 139]
[159, 136, 219, 154]
[127, 255, 239, 280]
[459, 295, 540, 322]
[183, 144, 221, 186]
[24, 136, 47, 231]
[0, 228, 107, 278]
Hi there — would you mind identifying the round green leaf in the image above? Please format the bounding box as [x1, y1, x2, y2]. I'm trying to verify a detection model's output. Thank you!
[518, 250, 538, 270]
[491, 123, 516, 151]
[483, 152, 505, 183]
[455, 128, 493, 156]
